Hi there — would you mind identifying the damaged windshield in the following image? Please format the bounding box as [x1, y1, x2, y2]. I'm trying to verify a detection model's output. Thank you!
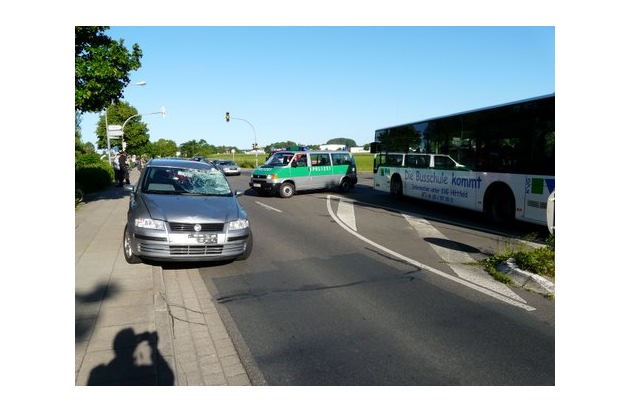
[142, 167, 232, 195]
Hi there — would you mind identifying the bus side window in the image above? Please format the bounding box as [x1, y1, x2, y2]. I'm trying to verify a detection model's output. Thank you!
[419, 155, 429, 168]
[386, 154, 403, 166]
[433, 156, 447, 169]
[406, 155, 417, 167]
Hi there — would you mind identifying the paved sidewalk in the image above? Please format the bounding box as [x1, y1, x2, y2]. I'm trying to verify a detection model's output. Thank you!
[75, 168, 251, 386]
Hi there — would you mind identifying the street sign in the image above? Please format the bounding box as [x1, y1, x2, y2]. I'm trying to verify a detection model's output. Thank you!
[107, 124, 123, 137]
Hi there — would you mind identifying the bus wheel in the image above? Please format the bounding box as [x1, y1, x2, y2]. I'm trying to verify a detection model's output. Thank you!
[279, 182, 295, 198]
[488, 188, 515, 225]
[339, 178, 351, 193]
[390, 175, 403, 199]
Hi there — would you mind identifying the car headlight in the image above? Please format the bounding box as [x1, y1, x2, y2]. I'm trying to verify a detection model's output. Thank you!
[135, 218, 166, 230]
[228, 219, 249, 230]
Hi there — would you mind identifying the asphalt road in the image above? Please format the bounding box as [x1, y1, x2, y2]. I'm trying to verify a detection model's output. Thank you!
[194, 171, 554, 385]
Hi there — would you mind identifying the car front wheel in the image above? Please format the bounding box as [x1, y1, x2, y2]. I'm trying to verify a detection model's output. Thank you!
[123, 224, 142, 264]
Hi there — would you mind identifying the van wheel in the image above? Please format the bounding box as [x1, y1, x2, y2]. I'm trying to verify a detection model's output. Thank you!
[123, 224, 142, 264]
[279, 182, 295, 198]
[339, 178, 351, 193]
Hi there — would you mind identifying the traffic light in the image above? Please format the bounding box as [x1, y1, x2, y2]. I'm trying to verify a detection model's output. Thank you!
[225, 112, 230, 122]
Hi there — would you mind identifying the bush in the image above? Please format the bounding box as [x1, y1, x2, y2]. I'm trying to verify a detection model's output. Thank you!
[512, 234, 555, 278]
[75, 154, 114, 194]
[482, 233, 555, 281]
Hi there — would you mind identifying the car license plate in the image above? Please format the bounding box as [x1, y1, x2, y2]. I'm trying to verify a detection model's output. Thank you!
[188, 233, 217, 244]
[253, 183, 261, 187]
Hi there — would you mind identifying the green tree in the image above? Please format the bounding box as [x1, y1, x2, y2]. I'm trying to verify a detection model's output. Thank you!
[327, 137, 357, 148]
[151, 139, 178, 158]
[179, 139, 213, 158]
[95, 101, 150, 155]
[76, 112, 96, 157]
[75, 26, 143, 114]
[266, 141, 298, 152]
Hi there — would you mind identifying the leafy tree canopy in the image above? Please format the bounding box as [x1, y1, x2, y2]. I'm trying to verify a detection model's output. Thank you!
[151, 139, 179, 158]
[179, 139, 213, 158]
[95, 101, 150, 155]
[75, 26, 143, 114]
[327, 137, 357, 148]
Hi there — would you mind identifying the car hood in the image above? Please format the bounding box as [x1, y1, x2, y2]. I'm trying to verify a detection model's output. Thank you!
[140, 193, 242, 223]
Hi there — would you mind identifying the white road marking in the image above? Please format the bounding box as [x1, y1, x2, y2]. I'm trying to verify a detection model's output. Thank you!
[327, 195, 535, 311]
[336, 197, 357, 231]
[255, 201, 283, 213]
[402, 214, 526, 304]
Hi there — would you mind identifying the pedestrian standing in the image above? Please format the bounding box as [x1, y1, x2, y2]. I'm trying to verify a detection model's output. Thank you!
[118, 151, 130, 186]
[113, 153, 122, 186]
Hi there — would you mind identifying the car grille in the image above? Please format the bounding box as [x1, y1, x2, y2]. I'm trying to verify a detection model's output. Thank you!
[168, 222, 225, 232]
[169, 245, 225, 255]
[138, 241, 246, 256]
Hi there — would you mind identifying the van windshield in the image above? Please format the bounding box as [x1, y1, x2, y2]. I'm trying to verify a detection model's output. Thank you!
[263, 152, 294, 167]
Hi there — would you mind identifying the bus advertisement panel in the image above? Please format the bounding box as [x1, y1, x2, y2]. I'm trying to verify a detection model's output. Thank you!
[371, 94, 555, 229]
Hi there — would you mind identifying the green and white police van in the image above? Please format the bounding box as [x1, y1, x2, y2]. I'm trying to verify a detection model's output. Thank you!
[249, 149, 358, 198]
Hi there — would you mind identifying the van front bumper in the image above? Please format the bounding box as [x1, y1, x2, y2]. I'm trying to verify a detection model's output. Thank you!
[250, 180, 281, 193]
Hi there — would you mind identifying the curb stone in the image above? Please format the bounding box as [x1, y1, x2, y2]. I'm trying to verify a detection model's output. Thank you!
[498, 257, 555, 295]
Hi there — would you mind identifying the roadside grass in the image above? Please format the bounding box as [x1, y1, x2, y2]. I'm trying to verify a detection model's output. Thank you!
[481, 233, 555, 285]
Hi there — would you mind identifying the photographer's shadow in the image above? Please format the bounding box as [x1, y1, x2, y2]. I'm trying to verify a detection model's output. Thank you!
[88, 328, 174, 386]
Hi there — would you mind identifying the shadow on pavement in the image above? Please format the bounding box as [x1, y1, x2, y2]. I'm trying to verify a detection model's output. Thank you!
[86, 328, 174, 386]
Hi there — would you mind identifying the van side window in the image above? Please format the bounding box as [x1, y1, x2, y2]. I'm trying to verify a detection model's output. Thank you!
[292, 154, 307, 167]
[311, 153, 329, 166]
[332, 153, 352, 165]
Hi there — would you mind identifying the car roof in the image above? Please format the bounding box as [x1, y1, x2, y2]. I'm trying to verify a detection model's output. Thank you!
[146, 158, 213, 169]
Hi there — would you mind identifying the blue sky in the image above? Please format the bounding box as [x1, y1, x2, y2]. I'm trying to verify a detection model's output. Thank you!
[79, 26, 554, 151]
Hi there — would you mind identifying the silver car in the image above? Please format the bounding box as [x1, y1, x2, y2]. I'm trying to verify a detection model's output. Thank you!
[122, 158, 253, 263]
[215, 160, 241, 176]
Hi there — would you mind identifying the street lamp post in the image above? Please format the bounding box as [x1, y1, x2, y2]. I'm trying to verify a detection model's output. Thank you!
[106, 81, 147, 165]
[225, 112, 259, 167]
[120, 106, 167, 151]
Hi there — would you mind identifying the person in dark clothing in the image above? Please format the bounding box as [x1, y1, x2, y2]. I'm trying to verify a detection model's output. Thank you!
[118, 151, 130, 186]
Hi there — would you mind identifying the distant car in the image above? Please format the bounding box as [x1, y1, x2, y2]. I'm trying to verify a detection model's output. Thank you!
[191, 156, 216, 167]
[122, 158, 253, 264]
[215, 160, 241, 176]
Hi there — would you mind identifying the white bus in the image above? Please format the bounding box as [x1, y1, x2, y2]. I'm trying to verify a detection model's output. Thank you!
[371, 94, 555, 230]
